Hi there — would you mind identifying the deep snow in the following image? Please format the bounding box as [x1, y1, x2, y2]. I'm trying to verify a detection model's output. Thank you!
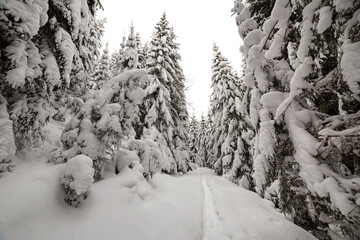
[202, 174, 230, 240]
[0, 153, 317, 240]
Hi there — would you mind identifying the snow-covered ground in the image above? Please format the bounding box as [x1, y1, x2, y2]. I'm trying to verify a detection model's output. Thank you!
[202, 174, 230, 240]
[0, 150, 317, 240]
[203, 169, 317, 240]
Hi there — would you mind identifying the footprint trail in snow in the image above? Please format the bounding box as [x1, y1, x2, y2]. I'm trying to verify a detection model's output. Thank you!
[201, 174, 230, 240]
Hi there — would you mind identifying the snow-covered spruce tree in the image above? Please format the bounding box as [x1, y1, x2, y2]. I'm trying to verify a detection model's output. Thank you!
[188, 115, 201, 165]
[208, 44, 253, 188]
[140, 14, 190, 174]
[197, 114, 208, 167]
[109, 51, 120, 78]
[108, 34, 126, 78]
[137, 36, 148, 69]
[207, 44, 223, 171]
[205, 111, 215, 168]
[50, 70, 147, 181]
[230, 78, 255, 190]
[233, 0, 310, 221]
[55, 17, 105, 122]
[0, 0, 103, 151]
[119, 24, 139, 72]
[167, 27, 190, 170]
[136, 32, 142, 51]
[92, 42, 111, 90]
[233, 0, 360, 238]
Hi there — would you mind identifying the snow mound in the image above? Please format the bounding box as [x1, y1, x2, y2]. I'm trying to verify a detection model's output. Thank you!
[0, 154, 156, 240]
[60, 155, 94, 207]
[61, 155, 94, 195]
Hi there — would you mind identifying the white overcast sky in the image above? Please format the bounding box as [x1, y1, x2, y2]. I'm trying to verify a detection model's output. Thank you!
[98, 0, 242, 119]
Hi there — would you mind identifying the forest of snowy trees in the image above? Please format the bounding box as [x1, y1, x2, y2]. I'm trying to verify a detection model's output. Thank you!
[0, 0, 359, 239]
[188, 0, 360, 238]
[0, 0, 190, 201]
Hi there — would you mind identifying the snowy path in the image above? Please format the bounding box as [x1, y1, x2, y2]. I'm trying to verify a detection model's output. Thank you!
[0, 165, 317, 240]
[201, 174, 230, 240]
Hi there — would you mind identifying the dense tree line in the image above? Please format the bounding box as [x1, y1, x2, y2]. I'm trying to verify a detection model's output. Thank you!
[0, 0, 103, 174]
[201, 0, 360, 238]
[0, 2, 189, 207]
[1, 1, 359, 238]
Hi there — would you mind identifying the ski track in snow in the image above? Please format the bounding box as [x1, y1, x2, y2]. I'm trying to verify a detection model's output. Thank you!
[201, 174, 230, 240]
[0, 166, 317, 240]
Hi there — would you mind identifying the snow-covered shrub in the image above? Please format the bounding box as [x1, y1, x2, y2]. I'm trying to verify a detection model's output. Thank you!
[127, 136, 188, 179]
[0, 94, 15, 176]
[50, 69, 147, 181]
[52, 95, 84, 122]
[119, 160, 155, 201]
[60, 155, 94, 207]
[128, 133, 172, 178]
[114, 147, 142, 174]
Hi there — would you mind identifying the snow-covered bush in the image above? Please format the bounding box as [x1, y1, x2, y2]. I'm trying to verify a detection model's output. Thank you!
[50, 69, 147, 181]
[52, 95, 84, 122]
[0, 94, 16, 176]
[60, 155, 94, 207]
[128, 137, 173, 179]
[114, 147, 142, 174]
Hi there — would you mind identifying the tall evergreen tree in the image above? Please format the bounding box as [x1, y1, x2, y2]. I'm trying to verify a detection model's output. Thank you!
[109, 51, 121, 78]
[232, 0, 360, 238]
[0, 0, 103, 155]
[205, 110, 215, 168]
[188, 115, 200, 165]
[197, 113, 208, 167]
[50, 69, 148, 181]
[208, 44, 253, 188]
[109, 34, 127, 77]
[120, 23, 139, 72]
[167, 27, 190, 170]
[140, 14, 189, 173]
[136, 32, 148, 69]
[92, 42, 110, 89]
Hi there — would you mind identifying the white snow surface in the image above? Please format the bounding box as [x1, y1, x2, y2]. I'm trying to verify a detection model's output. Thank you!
[61, 155, 94, 195]
[317, 6, 332, 34]
[341, 9, 360, 100]
[0, 117, 316, 239]
[297, 0, 321, 62]
[201, 174, 229, 240]
[0, 157, 317, 240]
[333, 0, 354, 12]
